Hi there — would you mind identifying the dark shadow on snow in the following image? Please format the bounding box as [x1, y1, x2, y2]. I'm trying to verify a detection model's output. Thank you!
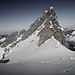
[0, 59, 9, 63]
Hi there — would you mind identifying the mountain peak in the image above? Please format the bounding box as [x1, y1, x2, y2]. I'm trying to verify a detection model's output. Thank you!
[50, 6, 54, 9]
[44, 6, 54, 13]
[0, 6, 70, 63]
[1, 6, 68, 48]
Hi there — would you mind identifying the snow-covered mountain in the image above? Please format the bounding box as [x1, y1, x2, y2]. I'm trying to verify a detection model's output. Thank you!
[1, 7, 68, 48]
[64, 29, 75, 50]
[68, 31, 75, 42]
[0, 37, 6, 43]
[1, 7, 75, 64]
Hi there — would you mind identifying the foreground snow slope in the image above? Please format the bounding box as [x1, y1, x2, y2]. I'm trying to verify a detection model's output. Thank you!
[5, 30, 75, 64]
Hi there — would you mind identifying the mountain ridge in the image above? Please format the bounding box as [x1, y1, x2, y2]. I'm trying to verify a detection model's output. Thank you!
[1, 7, 68, 48]
[0, 7, 71, 62]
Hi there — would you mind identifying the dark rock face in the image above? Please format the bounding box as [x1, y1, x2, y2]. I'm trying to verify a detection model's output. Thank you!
[1, 29, 26, 47]
[1, 31, 18, 47]
[38, 25, 54, 46]
[67, 41, 75, 51]
[21, 29, 31, 41]
[19, 29, 26, 35]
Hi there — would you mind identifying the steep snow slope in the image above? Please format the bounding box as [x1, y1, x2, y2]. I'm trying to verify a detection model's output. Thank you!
[5, 30, 75, 64]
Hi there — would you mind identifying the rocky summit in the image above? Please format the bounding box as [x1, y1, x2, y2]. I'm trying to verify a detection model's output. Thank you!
[1, 7, 68, 48]
[21, 7, 68, 47]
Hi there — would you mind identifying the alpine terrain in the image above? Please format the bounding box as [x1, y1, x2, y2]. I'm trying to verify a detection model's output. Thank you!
[0, 7, 75, 65]
[1, 6, 75, 75]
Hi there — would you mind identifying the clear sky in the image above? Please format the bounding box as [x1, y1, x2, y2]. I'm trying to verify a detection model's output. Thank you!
[0, 0, 75, 34]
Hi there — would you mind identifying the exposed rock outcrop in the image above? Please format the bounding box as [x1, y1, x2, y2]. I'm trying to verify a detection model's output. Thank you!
[1, 31, 18, 47]
[19, 29, 26, 35]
